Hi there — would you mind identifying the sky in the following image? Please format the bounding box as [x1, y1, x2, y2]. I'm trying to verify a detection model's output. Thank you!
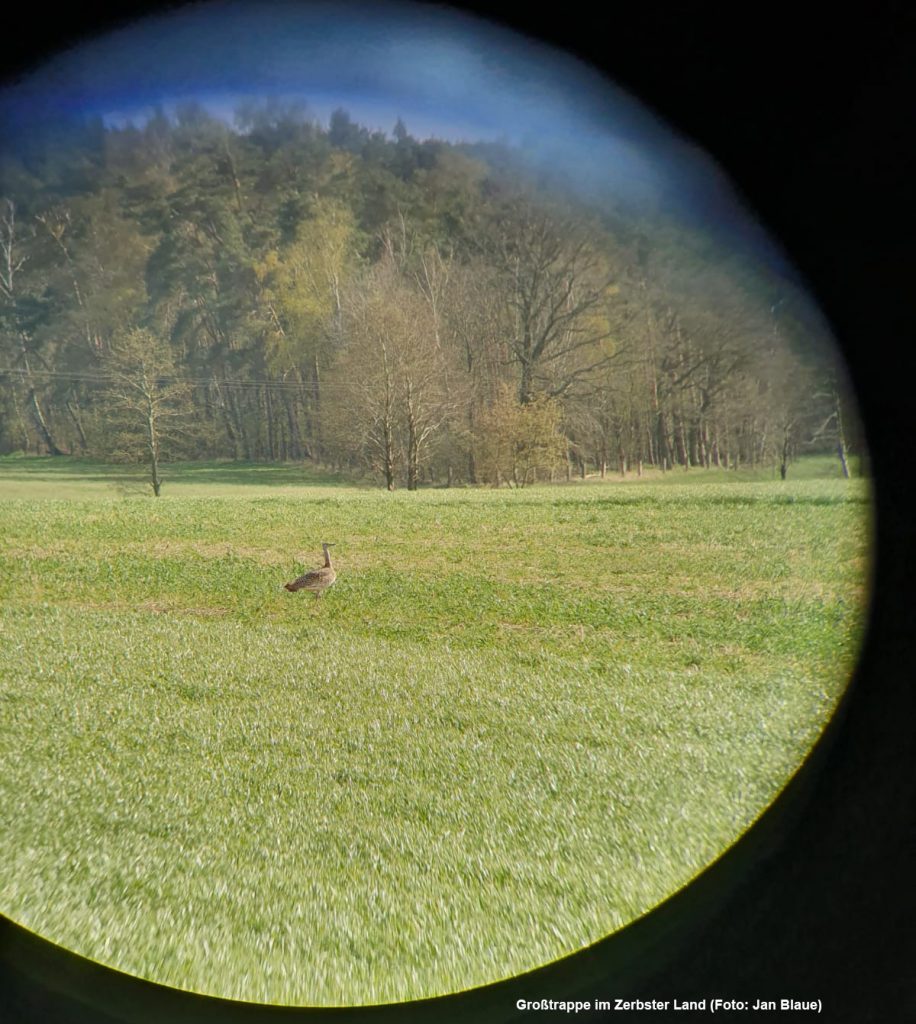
[0, 0, 790, 274]
[1, 3, 624, 134]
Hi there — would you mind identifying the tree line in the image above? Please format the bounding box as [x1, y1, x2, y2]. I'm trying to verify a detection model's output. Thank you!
[0, 100, 862, 491]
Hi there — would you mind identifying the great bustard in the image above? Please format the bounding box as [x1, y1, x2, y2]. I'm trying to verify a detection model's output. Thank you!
[284, 543, 337, 598]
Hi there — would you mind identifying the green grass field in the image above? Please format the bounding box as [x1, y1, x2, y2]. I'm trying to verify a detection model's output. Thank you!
[0, 456, 871, 1005]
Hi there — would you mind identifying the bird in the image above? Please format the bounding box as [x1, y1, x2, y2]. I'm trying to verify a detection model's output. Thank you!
[284, 542, 337, 598]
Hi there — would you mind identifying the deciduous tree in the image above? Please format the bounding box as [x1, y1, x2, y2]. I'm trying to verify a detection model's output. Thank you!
[99, 328, 194, 496]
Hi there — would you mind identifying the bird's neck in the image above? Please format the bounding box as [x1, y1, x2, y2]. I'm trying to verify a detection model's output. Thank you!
[323, 547, 332, 568]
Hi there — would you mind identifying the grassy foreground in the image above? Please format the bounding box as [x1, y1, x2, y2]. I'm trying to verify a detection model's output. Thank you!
[0, 458, 871, 1005]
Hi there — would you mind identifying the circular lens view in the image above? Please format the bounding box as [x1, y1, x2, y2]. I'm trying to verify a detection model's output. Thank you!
[0, 0, 871, 1008]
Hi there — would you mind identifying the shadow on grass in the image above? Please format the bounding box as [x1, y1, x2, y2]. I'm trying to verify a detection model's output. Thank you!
[0, 454, 864, 497]
[163, 462, 366, 488]
[0, 457, 369, 490]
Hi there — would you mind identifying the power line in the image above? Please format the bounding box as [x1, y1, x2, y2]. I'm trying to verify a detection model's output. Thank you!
[0, 366, 451, 395]
[0, 366, 319, 389]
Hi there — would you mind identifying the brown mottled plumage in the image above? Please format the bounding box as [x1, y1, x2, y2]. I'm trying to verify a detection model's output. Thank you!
[284, 543, 337, 598]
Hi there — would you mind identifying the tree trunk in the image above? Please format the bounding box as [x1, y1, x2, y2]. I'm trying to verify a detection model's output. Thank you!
[213, 380, 239, 458]
[263, 384, 273, 461]
[834, 391, 850, 479]
[675, 414, 689, 469]
[285, 391, 303, 460]
[11, 383, 30, 451]
[312, 353, 323, 462]
[655, 411, 668, 471]
[65, 395, 89, 452]
[28, 388, 64, 455]
[518, 359, 534, 406]
[146, 399, 161, 497]
[405, 382, 421, 490]
[234, 389, 251, 460]
[407, 432, 419, 490]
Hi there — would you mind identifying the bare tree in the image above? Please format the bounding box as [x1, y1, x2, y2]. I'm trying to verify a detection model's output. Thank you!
[439, 258, 510, 482]
[99, 328, 193, 496]
[0, 198, 65, 454]
[325, 262, 454, 489]
[483, 198, 620, 404]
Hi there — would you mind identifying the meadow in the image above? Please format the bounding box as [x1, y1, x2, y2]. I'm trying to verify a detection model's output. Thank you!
[0, 456, 871, 1005]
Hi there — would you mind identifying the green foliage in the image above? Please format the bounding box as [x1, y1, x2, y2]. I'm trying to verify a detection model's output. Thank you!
[476, 385, 567, 485]
[0, 460, 870, 1004]
[254, 198, 357, 376]
[0, 103, 862, 486]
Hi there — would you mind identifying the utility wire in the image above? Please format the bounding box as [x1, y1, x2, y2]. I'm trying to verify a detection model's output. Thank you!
[0, 366, 451, 394]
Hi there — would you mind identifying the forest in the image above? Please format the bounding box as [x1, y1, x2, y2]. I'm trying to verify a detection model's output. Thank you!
[0, 100, 862, 491]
